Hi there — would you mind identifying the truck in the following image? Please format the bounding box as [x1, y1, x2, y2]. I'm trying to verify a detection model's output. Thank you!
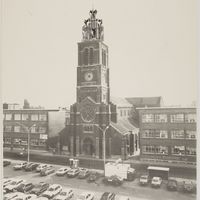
[105, 161, 136, 181]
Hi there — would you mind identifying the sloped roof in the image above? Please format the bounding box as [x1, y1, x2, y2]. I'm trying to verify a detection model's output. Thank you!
[126, 96, 162, 108]
[110, 96, 132, 107]
[110, 118, 138, 135]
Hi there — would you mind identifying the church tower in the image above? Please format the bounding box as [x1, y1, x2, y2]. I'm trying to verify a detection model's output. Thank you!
[69, 9, 113, 158]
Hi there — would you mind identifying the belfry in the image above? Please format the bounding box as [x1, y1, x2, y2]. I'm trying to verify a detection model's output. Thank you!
[65, 10, 139, 159]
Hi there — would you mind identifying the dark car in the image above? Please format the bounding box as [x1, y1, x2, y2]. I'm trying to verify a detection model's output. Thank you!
[15, 182, 34, 193]
[87, 171, 100, 182]
[100, 192, 115, 200]
[78, 168, 90, 179]
[167, 179, 178, 191]
[103, 175, 123, 186]
[67, 168, 80, 178]
[17, 151, 28, 158]
[183, 180, 195, 193]
[24, 162, 39, 171]
[29, 182, 49, 195]
[3, 160, 11, 167]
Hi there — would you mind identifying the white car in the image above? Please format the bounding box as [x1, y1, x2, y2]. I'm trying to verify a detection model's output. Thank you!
[117, 196, 130, 200]
[151, 177, 162, 188]
[77, 192, 94, 200]
[3, 192, 24, 200]
[42, 184, 62, 199]
[36, 164, 48, 172]
[4, 179, 25, 192]
[12, 193, 37, 200]
[56, 167, 70, 176]
[53, 188, 74, 200]
[13, 162, 28, 170]
[31, 198, 49, 200]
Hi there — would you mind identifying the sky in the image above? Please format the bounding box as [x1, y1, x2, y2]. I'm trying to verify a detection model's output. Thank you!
[1, 0, 198, 108]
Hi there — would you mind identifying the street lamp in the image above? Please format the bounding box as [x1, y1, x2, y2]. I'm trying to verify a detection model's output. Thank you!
[94, 124, 109, 176]
[15, 122, 36, 163]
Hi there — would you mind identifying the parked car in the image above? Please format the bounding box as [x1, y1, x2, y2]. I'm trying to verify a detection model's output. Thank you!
[100, 192, 115, 200]
[14, 182, 34, 193]
[36, 164, 48, 172]
[3, 192, 24, 200]
[3, 178, 14, 188]
[42, 184, 62, 199]
[4, 179, 25, 192]
[167, 179, 178, 191]
[13, 162, 28, 170]
[78, 168, 90, 179]
[87, 171, 100, 182]
[103, 175, 123, 186]
[56, 167, 70, 176]
[29, 182, 49, 196]
[183, 180, 195, 193]
[151, 177, 162, 188]
[117, 196, 130, 200]
[67, 168, 80, 178]
[33, 197, 49, 200]
[3, 160, 11, 167]
[77, 192, 94, 200]
[139, 175, 149, 186]
[16, 151, 27, 158]
[40, 166, 55, 176]
[53, 188, 74, 200]
[24, 163, 39, 171]
[11, 193, 37, 200]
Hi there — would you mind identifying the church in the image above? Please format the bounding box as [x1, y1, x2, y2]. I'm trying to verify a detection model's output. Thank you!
[61, 9, 139, 160]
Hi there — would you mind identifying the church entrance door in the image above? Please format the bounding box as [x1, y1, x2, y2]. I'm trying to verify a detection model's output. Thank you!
[82, 137, 94, 156]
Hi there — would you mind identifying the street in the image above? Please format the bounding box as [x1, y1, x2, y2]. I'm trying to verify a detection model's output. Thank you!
[3, 159, 196, 200]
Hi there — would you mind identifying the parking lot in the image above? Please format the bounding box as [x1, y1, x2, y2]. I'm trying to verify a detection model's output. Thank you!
[3, 159, 196, 200]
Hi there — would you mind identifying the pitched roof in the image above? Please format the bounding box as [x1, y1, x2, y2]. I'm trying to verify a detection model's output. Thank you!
[126, 96, 163, 108]
[110, 96, 132, 107]
[110, 118, 138, 135]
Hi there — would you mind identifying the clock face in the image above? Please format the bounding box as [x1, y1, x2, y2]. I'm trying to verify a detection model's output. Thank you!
[84, 72, 93, 81]
[80, 105, 96, 122]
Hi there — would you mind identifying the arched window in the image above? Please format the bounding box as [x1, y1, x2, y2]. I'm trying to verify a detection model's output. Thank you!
[83, 48, 89, 65]
[102, 49, 106, 66]
[89, 48, 94, 65]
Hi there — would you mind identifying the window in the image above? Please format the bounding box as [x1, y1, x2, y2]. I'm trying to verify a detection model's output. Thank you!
[185, 147, 196, 156]
[142, 130, 154, 138]
[5, 125, 12, 132]
[83, 48, 89, 65]
[102, 49, 106, 66]
[186, 131, 196, 139]
[39, 114, 47, 121]
[124, 110, 126, 116]
[120, 110, 123, 117]
[39, 139, 46, 146]
[155, 130, 168, 138]
[22, 114, 29, 121]
[39, 127, 46, 133]
[142, 145, 168, 154]
[171, 130, 184, 139]
[30, 139, 39, 146]
[14, 126, 21, 132]
[83, 125, 93, 132]
[170, 114, 184, 123]
[30, 126, 38, 133]
[185, 113, 196, 123]
[155, 114, 167, 123]
[89, 48, 94, 65]
[31, 114, 39, 121]
[5, 114, 12, 120]
[14, 114, 21, 120]
[142, 114, 154, 123]
[171, 146, 185, 155]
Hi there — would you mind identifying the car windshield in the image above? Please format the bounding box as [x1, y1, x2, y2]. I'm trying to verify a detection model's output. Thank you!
[140, 176, 147, 180]
[48, 188, 54, 191]
[60, 192, 67, 196]
[10, 181, 17, 185]
[153, 179, 158, 182]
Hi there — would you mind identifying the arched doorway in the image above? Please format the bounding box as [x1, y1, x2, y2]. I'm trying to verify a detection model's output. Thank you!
[82, 137, 94, 156]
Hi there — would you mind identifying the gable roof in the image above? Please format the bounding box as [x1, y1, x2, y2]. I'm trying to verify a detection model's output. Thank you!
[126, 96, 163, 108]
[110, 96, 132, 107]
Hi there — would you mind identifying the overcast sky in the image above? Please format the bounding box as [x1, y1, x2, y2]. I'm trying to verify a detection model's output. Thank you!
[1, 0, 198, 108]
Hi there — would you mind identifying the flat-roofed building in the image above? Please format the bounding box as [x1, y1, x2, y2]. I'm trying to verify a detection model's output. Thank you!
[137, 107, 196, 163]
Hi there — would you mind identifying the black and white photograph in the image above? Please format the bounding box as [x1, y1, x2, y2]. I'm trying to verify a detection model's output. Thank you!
[1, 0, 198, 200]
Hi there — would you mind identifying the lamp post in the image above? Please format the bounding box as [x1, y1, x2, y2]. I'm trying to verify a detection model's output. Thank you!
[15, 122, 36, 163]
[94, 124, 109, 175]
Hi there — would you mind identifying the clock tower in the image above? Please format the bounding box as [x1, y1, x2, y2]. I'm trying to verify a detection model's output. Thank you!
[69, 9, 114, 158]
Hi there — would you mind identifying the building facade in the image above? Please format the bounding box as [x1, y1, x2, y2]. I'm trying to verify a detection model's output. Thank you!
[137, 107, 196, 163]
[63, 10, 138, 159]
[3, 107, 68, 150]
